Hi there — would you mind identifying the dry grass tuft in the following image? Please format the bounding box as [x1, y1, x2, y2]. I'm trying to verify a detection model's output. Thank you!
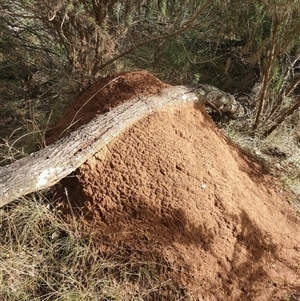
[0, 194, 189, 300]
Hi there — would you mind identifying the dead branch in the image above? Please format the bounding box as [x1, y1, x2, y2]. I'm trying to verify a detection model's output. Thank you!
[0, 86, 199, 207]
[253, 19, 280, 131]
[263, 96, 300, 137]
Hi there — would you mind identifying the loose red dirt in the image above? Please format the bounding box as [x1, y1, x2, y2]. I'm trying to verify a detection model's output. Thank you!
[46, 70, 169, 144]
[49, 71, 300, 300]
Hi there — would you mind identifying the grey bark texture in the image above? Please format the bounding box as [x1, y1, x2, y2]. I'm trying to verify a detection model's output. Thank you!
[0, 86, 199, 207]
[0, 84, 244, 207]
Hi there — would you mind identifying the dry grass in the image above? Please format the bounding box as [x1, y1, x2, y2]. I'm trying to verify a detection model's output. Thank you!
[0, 194, 191, 301]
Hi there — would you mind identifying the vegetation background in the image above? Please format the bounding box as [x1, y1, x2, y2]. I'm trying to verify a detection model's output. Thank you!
[0, 0, 299, 300]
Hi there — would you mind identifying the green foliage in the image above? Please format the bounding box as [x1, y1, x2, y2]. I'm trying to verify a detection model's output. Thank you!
[1, 0, 299, 83]
[0, 0, 300, 141]
[1, 0, 300, 144]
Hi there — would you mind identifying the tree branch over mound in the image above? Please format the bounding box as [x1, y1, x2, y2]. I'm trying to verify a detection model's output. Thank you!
[0, 86, 199, 207]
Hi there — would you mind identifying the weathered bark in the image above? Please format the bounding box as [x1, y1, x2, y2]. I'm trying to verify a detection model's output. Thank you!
[0, 86, 199, 207]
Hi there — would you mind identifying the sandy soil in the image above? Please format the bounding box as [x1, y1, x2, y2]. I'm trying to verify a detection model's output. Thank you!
[48, 71, 300, 300]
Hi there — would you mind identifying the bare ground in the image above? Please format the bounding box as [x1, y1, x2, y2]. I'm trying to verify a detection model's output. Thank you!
[48, 71, 300, 300]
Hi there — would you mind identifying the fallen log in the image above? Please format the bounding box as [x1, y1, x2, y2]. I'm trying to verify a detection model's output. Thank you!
[0, 86, 199, 207]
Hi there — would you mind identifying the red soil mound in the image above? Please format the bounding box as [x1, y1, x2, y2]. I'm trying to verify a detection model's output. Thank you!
[52, 71, 300, 300]
[46, 70, 169, 144]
